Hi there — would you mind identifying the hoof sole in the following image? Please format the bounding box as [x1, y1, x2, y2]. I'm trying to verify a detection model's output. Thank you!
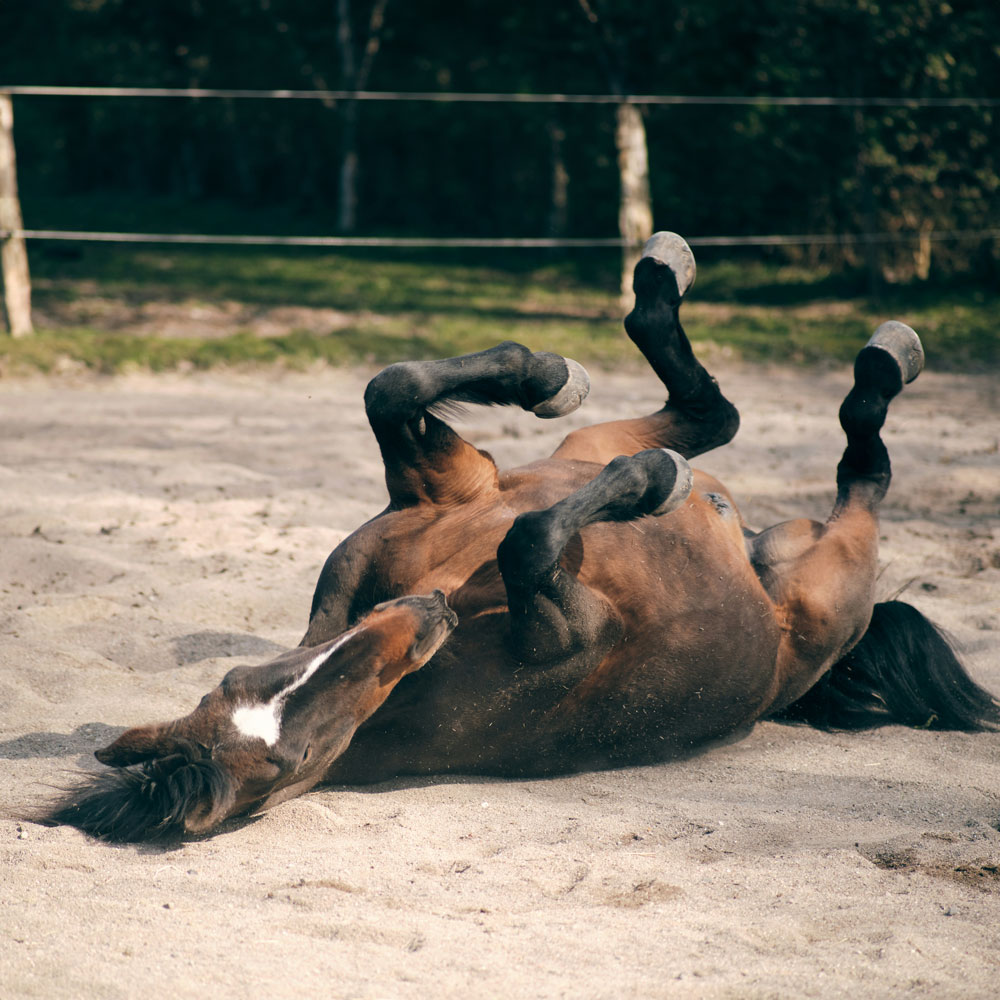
[640, 232, 697, 297]
[865, 321, 924, 385]
[532, 358, 591, 418]
[649, 448, 694, 517]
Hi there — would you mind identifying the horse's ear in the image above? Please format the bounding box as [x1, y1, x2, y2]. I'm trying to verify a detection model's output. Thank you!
[95, 724, 197, 767]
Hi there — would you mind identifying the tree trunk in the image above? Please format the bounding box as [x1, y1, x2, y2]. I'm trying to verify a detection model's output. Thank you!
[338, 101, 360, 233]
[0, 94, 32, 338]
[852, 105, 881, 298]
[574, 1, 655, 305]
[547, 121, 569, 240]
[615, 102, 653, 306]
[334, 0, 389, 234]
[915, 220, 933, 281]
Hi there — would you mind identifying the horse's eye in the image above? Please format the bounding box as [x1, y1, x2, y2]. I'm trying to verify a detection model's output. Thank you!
[301, 745, 312, 764]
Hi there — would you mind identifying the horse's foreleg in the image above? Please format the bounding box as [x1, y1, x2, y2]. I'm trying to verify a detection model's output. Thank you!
[365, 341, 590, 507]
[752, 323, 924, 710]
[304, 343, 590, 644]
[498, 447, 692, 667]
[553, 233, 738, 464]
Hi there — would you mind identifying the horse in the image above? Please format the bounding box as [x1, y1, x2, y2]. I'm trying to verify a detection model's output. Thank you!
[45, 233, 999, 842]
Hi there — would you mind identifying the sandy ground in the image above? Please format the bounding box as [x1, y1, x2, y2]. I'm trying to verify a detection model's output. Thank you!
[1, 358, 998, 999]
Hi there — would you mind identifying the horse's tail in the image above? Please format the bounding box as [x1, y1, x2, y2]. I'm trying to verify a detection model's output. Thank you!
[773, 600, 1000, 731]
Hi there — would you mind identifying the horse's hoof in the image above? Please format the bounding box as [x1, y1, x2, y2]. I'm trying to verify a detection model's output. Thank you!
[649, 448, 694, 517]
[532, 358, 591, 418]
[639, 232, 697, 297]
[865, 322, 924, 385]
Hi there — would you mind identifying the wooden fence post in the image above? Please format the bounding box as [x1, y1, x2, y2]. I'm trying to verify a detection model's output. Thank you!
[0, 93, 33, 338]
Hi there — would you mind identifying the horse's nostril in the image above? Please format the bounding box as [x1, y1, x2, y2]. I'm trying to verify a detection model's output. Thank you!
[428, 589, 457, 626]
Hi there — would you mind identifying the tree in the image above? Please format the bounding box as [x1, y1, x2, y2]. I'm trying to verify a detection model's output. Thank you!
[334, 0, 390, 233]
[269, 0, 391, 231]
[575, 0, 653, 304]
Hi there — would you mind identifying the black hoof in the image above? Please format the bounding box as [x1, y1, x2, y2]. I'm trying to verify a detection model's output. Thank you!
[531, 357, 591, 418]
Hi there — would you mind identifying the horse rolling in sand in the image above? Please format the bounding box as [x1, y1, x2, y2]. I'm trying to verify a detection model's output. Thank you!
[46, 233, 1000, 841]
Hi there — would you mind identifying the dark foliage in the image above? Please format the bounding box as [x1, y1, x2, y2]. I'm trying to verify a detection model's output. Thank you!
[1, 2, 998, 278]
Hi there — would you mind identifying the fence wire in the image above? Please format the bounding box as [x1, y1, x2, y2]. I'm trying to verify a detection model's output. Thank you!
[2, 85, 998, 108]
[2, 86, 997, 257]
[4, 228, 999, 249]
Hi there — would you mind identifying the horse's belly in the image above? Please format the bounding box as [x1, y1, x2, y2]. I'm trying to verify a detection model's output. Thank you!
[548, 603, 780, 766]
[333, 585, 779, 780]
[329, 480, 782, 779]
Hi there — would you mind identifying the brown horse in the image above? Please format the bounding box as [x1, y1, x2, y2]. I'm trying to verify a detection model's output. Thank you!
[46, 233, 999, 842]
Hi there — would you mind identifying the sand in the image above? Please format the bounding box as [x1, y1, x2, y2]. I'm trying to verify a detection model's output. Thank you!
[1, 359, 998, 998]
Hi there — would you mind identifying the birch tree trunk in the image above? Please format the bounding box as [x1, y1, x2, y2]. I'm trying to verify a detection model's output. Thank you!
[0, 94, 33, 338]
[575, 1, 654, 305]
[338, 102, 361, 233]
[615, 102, 653, 306]
[335, 0, 389, 234]
[547, 121, 569, 240]
[915, 220, 933, 281]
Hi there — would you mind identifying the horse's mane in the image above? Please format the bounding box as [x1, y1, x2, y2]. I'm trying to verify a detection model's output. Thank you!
[43, 754, 234, 842]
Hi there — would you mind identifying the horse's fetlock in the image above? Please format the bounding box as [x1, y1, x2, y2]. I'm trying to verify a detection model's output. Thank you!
[605, 455, 648, 501]
[839, 393, 890, 444]
[638, 448, 692, 517]
[364, 362, 429, 424]
[523, 351, 573, 410]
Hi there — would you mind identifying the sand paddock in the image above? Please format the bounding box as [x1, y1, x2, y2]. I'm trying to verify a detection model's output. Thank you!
[1, 360, 998, 998]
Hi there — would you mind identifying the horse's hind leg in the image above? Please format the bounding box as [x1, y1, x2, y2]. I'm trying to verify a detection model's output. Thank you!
[751, 322, 925, 710]
[365, 341, 590, 507]
[553, 233, 739, 464]
[498, 447, 692, 666]
[832, 321, 923, 515]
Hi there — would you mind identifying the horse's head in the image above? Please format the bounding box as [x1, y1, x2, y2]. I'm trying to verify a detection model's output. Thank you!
[47, 591, 457, 841]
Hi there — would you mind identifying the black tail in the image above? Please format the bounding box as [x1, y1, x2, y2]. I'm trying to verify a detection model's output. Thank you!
[773, 601, 1000, 732]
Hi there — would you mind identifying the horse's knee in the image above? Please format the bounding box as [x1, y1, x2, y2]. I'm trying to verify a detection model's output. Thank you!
[498, 509, 622, 666]
[497, 509, 563, 593]
[364, 361, 430, 430]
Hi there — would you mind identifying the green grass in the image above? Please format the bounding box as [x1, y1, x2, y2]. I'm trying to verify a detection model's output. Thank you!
[2, 240, 997, 374]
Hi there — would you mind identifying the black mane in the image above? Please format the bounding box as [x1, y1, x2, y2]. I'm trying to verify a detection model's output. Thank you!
[44, 755, 234, 843]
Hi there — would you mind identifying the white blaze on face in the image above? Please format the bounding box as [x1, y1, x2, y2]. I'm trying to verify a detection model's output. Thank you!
[230, 701, 283, 747]
[231, 629, 356, 747]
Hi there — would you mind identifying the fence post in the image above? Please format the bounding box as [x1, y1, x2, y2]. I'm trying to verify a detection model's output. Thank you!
[0, 93, 33, 337]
